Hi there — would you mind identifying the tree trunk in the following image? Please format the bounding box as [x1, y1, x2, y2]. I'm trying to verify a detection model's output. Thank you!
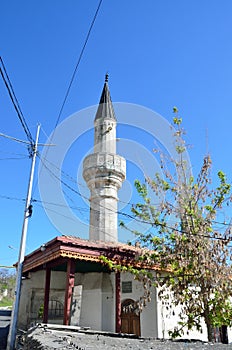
[220, 326, 228, 344]
[203, 299, 214, 342]
[206, 321, 214, 342]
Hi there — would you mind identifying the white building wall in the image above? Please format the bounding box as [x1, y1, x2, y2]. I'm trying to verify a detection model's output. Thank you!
[19, 270, 67, 329]
[120, 272, 158, 338]
[77, 272, 102, 330]
[19, 269, 232, 343]
[156, 286, 207, 341]
[75, 272, 115, 332]
[228, 328, 232, 343]
[102, 273, 114, 331]
[19, 270, 45, 328]
[74, 271, 158, 336]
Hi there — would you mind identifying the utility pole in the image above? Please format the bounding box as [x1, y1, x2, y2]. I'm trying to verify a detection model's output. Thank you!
[7, 124, 40, 350]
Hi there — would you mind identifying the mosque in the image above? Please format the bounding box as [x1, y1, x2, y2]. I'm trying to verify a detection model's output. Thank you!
[17, 76, 231, 342]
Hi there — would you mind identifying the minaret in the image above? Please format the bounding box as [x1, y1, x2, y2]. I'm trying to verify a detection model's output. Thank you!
[83, 75, 126, 242]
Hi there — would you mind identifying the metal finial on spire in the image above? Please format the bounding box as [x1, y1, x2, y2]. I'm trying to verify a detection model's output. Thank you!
[105, 73, 109, 83]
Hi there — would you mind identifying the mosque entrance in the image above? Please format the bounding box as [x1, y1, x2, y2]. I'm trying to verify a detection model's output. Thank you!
[121, 299, 141, 336]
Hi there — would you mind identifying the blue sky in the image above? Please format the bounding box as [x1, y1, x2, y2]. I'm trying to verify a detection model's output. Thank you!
[1, 1, 232, 267]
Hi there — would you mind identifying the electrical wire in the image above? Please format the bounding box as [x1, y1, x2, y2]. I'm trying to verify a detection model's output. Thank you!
[1, 151, 232, 244]
[1, 146, 231, 243]
[0, 156, 28, 161]
[53, 0, 103, 129]
[33, 0, 103, 196]
[38, 155, 232, 229]
[37, 153, 232, 243]
[35, 202, 80, 223]
[0, 57, 34, 144]
[0, 194, 26, 202]
[1, 180, 232, 245]
[39, 155, 145, 206]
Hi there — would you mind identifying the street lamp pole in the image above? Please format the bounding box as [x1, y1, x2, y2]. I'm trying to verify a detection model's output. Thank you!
[7, 124, 40, 350]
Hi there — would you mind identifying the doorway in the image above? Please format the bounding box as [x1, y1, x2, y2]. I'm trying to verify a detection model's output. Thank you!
[121, 299, 141, 336]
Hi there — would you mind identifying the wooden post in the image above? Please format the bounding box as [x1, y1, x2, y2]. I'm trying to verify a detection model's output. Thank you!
[43, 268, 51, 323]
[115, 271, 121, 333]
[63, 259, 75, 325]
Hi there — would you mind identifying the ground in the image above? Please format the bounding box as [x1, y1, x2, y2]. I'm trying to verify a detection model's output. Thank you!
[1, 314, 231, 350]
[21, 325, 232, 350]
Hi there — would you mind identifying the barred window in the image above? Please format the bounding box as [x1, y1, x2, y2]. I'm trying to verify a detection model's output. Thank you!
[48, 300, 64, 318]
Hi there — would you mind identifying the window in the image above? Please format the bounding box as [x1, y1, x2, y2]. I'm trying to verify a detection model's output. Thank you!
[48, 300, 63, 318]
[38, 300, 64, 319]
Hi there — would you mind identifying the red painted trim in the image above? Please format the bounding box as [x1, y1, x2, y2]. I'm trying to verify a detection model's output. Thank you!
[63, 259, 75, 325]
[43, 268, 51, 323]
[115, 271, 121, 333]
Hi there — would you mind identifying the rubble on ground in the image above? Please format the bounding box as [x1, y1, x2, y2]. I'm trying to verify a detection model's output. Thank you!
[18, 324, 230, 350]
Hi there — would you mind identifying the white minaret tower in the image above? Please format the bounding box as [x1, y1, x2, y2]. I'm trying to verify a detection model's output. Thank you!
[83, 75, 126, 242]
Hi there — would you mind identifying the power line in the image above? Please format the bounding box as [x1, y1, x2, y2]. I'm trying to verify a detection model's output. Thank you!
[39, 155, 140, 207]
[0, 132, 32, 145]
[37, 154, 232, 243]
[0, 150, 28, 157]
[0, 57, 34, 144]
[54, 0, 103, 129]
[38, 155, 232, 227]
[0, 156, 28, 161]
[34, 201, 80, 223]
[34, 0, 103, 197]
[1, 158, 232, 241]
[1, 180, 232, 244]
[0, 195, 26, 202]
[1, 146, 231, 243]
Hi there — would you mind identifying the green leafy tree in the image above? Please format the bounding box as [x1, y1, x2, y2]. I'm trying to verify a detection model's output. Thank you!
[0, 268, 16, 304]
[124, 111, 232, 342]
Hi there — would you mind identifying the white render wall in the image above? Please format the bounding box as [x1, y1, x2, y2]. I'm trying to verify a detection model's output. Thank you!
[156, 287, 232, 343]
[19, 270, 66, 328]
[18, 269, 232, 342]
[75, 272, 114, 331]
[18, 270, 158, 337]
[120, 272, 158, 338]
[156, 287, 208, 341]
[77, 273, 102, 330]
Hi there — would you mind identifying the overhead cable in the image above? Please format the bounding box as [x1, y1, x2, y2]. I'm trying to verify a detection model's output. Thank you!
[0, 57, 34, 144]
[37, 153, 232, 243]
[34, 0, 103, 196]
[54, 0, 103, 129]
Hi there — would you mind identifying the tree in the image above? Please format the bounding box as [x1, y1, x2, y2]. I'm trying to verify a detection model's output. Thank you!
[0, 269, 8, 291]
[124, 110, 232, 342]
[0, 269, 16, 300]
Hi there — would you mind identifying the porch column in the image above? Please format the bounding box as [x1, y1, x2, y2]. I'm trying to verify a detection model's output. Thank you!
[115, 271, 121, 333]
[63, 259, 76, 325]
[43, 267, 51, 323]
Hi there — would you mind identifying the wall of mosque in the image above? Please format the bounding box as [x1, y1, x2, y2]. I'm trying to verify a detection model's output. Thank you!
[18, 268, 232, 343]
[18, 270, 67, 329]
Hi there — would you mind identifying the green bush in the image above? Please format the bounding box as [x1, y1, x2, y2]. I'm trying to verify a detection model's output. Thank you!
[0, 297, 13, 308]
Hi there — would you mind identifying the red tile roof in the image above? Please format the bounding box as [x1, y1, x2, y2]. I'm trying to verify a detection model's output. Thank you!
[22, 235, 162, 273]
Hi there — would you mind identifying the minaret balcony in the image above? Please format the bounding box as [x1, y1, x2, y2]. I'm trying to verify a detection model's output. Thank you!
[83, 153, 126, 184]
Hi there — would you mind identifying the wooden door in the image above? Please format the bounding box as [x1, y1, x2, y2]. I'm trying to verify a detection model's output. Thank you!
[121, 299, 141, 336]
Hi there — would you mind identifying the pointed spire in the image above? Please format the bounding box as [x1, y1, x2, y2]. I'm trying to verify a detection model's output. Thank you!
[95, 74, 116, 121]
